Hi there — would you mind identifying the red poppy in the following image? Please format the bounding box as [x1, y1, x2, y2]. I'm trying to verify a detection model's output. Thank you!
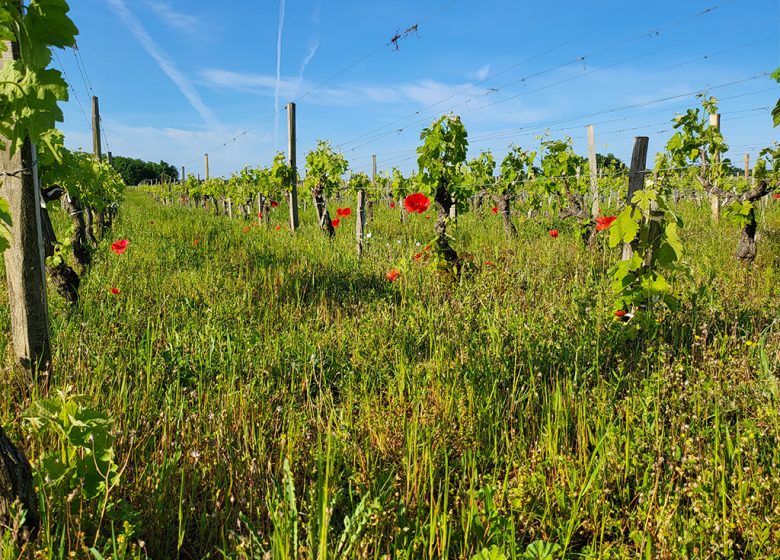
[413, 252, 423, 262]
[484, 261, 495, 266]
[773, 194, 780, 199]
[549, 229, 559, 238]
[595, 215, 617, 232]
[341, 208, 352, 217]
[258, 212, 263, 218]
[424, 245, 431, 251]
[270, 201, 279, 208]
[110, 287, 120, 295]
[242, 225, 251, 233]
[332, 218, 341, 227]
[111, 239, 129, 255]
[403, 193, 430, 214]
[390, 202, 396, 209]
[614, 310, 627, 318]
[385, 269, 400, 281]
[425, 216, 431, 220]
[193, 239, 200, 246]
[491, 207, 498, 214]
[275, 225, 281, 231]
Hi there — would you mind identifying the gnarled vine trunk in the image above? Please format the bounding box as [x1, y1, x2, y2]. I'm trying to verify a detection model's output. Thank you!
[313, 183, 335, 238]
[434, 183, 458, 265]
[0, 425, 39, 544]
[735, 206, 758, 264]
[493, 193, 517, 237]
[61, 194, 91, 272]
[83, 206, 98, 246]
[40, 205, 79, 305]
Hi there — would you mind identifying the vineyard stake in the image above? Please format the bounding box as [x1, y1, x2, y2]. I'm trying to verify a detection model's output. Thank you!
[621, 136, 649, 261]
[708, 113, 721, 222]
[587, 124, 599, 219]
[288, 102, 299, 231]
[0, 40, 51, 371]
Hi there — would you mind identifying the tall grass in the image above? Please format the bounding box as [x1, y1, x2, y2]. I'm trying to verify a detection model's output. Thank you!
[1, 191, 779, 558]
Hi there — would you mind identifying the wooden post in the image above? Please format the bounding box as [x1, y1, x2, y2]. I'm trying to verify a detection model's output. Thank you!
[107, 151, 113, 165]
[0, 42, 50, 371]
[587, 125, 598, 219]
[181, 166, 185, 185]
[204, 153, 210, 181]
[227, 197, 233, 219]
[287, 102, 299, 230]
[356, 190, 366, 257]
[743, 153, 749, 181]
[709, 113, 720, 222]
[92, 96, 102, 160]
[622, 136, 649, 261]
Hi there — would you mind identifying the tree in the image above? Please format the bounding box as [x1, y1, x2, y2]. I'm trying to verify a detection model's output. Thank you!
[110, 156, 178, 186]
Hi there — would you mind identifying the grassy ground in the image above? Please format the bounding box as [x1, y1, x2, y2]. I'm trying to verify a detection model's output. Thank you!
[2, 190, 780, 559]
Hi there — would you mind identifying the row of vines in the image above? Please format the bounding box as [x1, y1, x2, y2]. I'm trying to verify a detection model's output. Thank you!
[142, 95, 780, 325]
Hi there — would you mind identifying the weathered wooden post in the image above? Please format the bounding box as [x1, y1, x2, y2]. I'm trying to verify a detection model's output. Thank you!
[744, 153, 749, 181]
[0, 24, 45, 542]
[709, 113, 720, 222]
[356, 189, 366, 257]
[204, 153, 210, 181]
[587, 124, 599, 219]
[288, 102, 299, 230]
[622, 136, 649, 261]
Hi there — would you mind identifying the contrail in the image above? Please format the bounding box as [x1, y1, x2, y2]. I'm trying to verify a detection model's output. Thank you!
[274, 0, 286, 149]
[106, 0, 219, 128]
[298, 37, 319, 81]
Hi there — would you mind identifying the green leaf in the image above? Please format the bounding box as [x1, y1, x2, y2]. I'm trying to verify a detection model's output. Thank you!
[523, 540, 561, 560]
[608, 207, 639, 248]
[40, 452, 69, 484]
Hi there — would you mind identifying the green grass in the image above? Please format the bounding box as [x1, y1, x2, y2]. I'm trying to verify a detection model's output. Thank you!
[2, 190, 780, 559]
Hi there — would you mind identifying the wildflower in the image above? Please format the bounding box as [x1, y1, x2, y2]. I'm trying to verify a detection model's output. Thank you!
[110, 287, 120, 295]
[491, 207, 498, 214]
[270, 201, 279, 208]
[193, 239, 200, 245]
[413, 253, 423, 262]
[332, 218, 341, 227]
[111, 239, 129, 255]
[336, 207, 352, 217]
[773, 194, 780, 199]
[484, 261, 495, 266]
[424, 245, 431, 251]
[549, 229, 559, 238]
[595, 215, 617, 231]
[385, 269, 400, 281]
[275, 225, 281, 231]
[257, 212, 263, 218]
[390, 202, 396, 209]
[242, 225, 251, 233]
[614, 310, 627, 317]
[403, 193, 430, 214]
[366, 232, 372, 238]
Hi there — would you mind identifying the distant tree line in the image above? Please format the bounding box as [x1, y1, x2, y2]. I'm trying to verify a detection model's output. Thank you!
[111, 156, 178, 186]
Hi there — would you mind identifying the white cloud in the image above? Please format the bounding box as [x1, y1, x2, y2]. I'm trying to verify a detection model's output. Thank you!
[106, 0, 219, 127]
[141, 0, 200, 33]
[468, 65, 491, 82]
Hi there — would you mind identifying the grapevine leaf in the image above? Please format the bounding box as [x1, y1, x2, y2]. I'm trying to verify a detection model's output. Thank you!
[608, 207, 639, 248]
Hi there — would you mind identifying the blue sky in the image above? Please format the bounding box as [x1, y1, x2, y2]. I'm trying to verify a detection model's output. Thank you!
[56, 0, 780, 178]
